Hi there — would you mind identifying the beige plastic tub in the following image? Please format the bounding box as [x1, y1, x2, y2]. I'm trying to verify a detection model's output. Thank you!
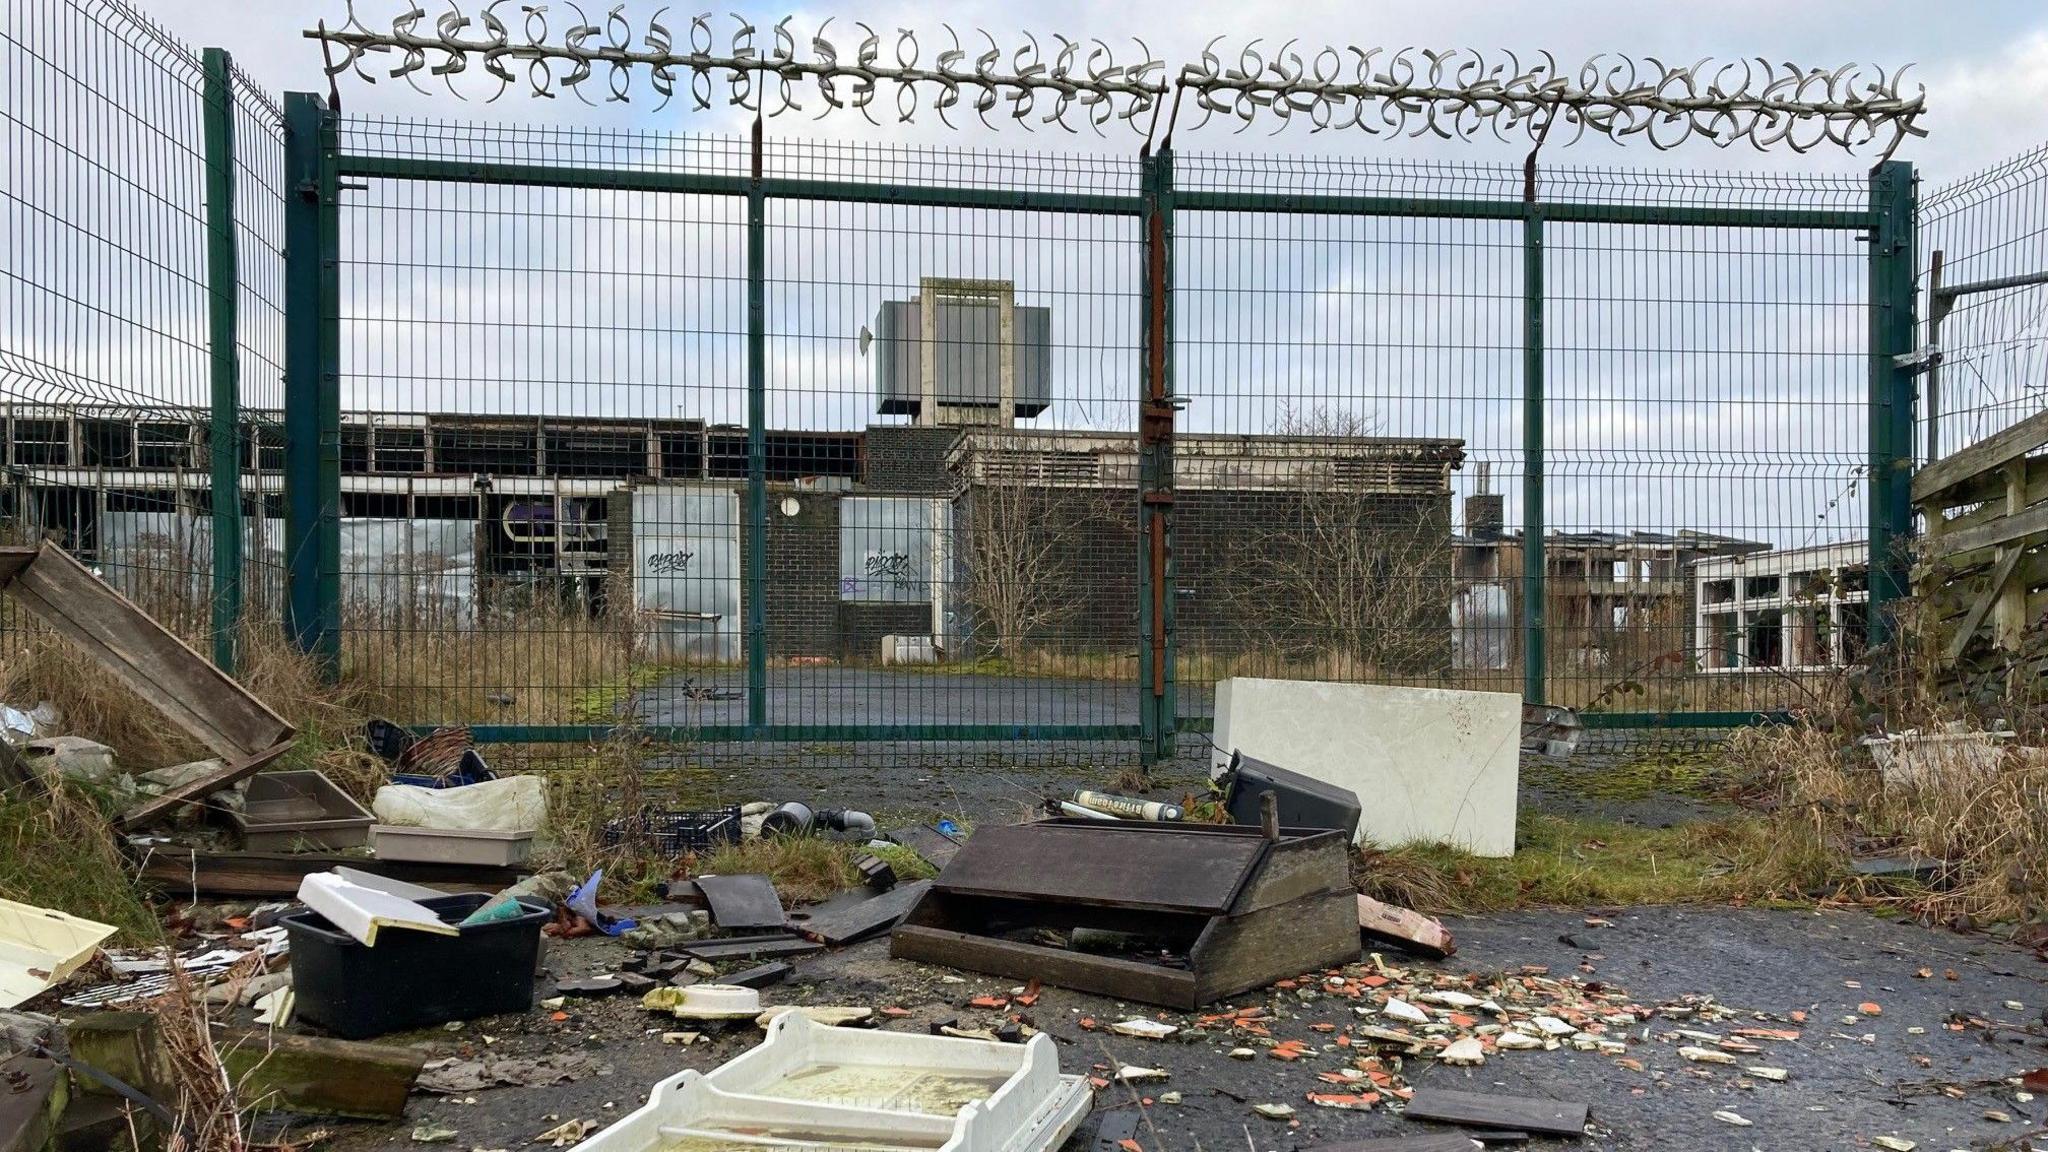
[369, 824, 536, 867]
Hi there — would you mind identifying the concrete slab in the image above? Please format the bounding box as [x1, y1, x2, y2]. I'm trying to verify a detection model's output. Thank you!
[1211, 678, 1520, 856]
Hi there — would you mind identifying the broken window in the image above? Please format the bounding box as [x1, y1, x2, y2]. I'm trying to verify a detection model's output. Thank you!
[1746, 609, 1784, 668]
[1703, 612, 1740, 669]
[79, 420, 133, 466]
[1703, 578, 1736, 605]
[341, 426, 371, 473]
[1790, 607, 1826, 667]
[13, 419, 69, 466]
[1838, 602, 1869, 662]
[1743, 575, 1781, 601]
[376, 427, 427, 473]
[136, 422, 193, 469]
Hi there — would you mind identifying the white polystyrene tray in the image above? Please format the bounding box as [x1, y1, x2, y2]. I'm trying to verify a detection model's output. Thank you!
[0, 897, 117, 1008]
[579, 1013, 1091, 1152]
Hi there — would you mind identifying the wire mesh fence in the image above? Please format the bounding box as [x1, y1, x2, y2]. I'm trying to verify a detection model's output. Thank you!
[0, 0, 283, 665]
[314, 116, 1901, 771]
[1920, 143, 2048, 465]
[2, 0, 1936, 778]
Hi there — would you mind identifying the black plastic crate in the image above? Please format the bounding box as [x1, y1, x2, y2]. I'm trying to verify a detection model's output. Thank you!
[602, 806, 743, 856]
[283, 893, 548, 1039]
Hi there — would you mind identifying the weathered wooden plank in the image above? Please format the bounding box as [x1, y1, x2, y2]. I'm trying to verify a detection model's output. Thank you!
[890, 923, 1199, 1009]
[1922, 456, 2048, 517]
[933, 823, 1264, 914]
[136, 847, 527, 897]
[214, 1028, 424, 1119]
[115, 741, 291, 831]
[1914, 408, 2048, 503]
[1924, 502, 2048, 561]
[1229, 831, 1349, 912]
[1944, 545, 2027, 664]
[0, 543, 294, 762]
[1403, 1087, 1588, 1138]
[791, 880, 932, 945]
[0, 548, 36, 587]
[693, 874, 786, 932]
[1998, 462, 2032, 648]
[1192, 887, 1359, 1004]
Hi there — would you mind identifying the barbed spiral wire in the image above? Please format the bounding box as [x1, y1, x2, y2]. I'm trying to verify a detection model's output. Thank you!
[307, 3, 1927, 152]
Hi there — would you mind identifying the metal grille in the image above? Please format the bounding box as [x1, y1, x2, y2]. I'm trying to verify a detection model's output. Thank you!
[1920, 143, 2048, 464]
[0, 0, 282, 668]
[0, 0, 1928, 778]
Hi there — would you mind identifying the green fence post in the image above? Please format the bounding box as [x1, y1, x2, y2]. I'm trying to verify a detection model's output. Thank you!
[202, 49, 242, 673]
[1137, 148, 1178, 768]
[745, 120, 768, 737]
[1868, 160, 1918, 645]
[1521, 207, 1547, 705]
[283, 93, 341, 675]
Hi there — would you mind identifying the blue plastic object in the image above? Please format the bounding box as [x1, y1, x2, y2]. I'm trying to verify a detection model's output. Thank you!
[566, 868, 636, 937]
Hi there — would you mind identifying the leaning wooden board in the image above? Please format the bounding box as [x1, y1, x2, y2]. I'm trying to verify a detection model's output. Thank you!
[0, 542, 296, 828]
[929, 821, 1268, 914]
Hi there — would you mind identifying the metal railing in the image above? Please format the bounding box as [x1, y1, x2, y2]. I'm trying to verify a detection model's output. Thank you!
[285, 110, 1913, 765]
[0, 0, 285, 669]
[2, 1, 1928, 771]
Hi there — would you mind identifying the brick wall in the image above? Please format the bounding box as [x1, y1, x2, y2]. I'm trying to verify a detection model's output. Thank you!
[864, 426, 962, 494]
[758, 488, 841, 658]
[840, 603, 933, 661]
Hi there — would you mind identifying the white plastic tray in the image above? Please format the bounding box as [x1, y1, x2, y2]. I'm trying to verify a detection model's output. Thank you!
[0, 897, 116, 1008]
[580, 1013, 1091, 1152]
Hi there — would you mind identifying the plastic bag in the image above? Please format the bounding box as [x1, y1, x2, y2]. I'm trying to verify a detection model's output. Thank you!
[372, 775, 546, 832]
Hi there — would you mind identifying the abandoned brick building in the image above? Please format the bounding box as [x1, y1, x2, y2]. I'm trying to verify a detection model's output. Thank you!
[2, 278, 1466, 669]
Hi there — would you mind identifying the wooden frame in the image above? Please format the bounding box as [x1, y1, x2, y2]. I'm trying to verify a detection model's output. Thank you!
[890, 819, 1360, 1009]
[1913, 419, 2048, 665]
[0, 542, 295, 827]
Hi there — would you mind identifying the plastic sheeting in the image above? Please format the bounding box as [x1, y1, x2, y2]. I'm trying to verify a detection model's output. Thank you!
[838, 496, 945, 605]
[372, 775, 547, 833]
[630, 486, 740, 662]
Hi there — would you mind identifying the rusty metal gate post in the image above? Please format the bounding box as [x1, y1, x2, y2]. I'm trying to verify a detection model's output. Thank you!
[1138, 146, 1177, 767]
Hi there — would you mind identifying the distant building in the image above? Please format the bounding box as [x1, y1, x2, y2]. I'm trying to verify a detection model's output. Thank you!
[1691, 542, 1870, 672]
[3, 277, 1468, 666]
[1450, 467, 1768, 670]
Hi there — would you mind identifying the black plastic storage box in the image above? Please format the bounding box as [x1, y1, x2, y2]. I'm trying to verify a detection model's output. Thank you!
[283, 893, 549, 1039]
[1221, 751, 1364, 841]
[602, 806, 742, 855]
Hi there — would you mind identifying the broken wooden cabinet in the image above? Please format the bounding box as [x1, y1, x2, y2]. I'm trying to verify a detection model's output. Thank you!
[890, 819, 1359, 1009]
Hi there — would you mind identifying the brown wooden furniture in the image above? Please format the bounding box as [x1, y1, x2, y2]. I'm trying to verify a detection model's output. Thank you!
[890, 818, 1359, 1009]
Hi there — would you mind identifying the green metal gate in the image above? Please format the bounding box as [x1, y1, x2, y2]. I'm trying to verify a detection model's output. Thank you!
[276, 96, 1917, 764]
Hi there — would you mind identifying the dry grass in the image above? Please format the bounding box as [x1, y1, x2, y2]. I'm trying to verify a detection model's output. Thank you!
[0, 779, 158, 935]
[701, 836, 859, 904]
[340, 602, 639, 728]
[151, 958, 252, 1152]
[1731, 721, 2048, 925]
